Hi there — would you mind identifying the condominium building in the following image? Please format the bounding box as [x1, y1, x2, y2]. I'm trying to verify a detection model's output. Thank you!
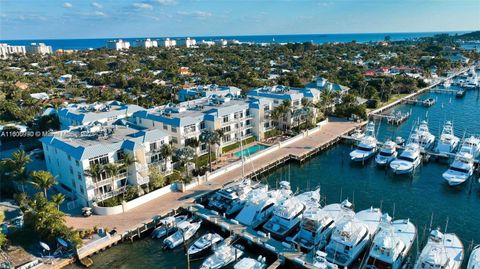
[106, 39, 130, 50]
[40, 122, 171, 206]
[159, 38, 176, 48]
[0, 43, 26, 59]
[178, 37, 196, 48]
[247, 85, 319, 131]
[134, 38, 158, 48]
[57, 100, 145, 130]
[26, 43, 52, 54]
[177, 85, 242, 101]
[133, 96, 254, 154]
[315, 77, 350, 94]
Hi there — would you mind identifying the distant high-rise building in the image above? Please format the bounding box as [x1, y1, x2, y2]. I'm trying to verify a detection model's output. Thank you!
[106, 39, 131, 51]
[134, 38, 158, 48]
[0, 43, 26, 59]
[159, 38, 176, 48]
[178, 37, 196, 48]
[26, 43, 52, 55]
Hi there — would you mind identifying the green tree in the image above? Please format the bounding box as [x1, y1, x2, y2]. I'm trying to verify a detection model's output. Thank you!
[1, 150, 32, 192]
[159, 144, 173, 172]
[185, 138, 200, 169]
[30, 170, 56, 199]
[0, 211, 6, 249]
[120, 154, 137, 199]
[51, 193, 65, 210]
[200, 130, 220, 172]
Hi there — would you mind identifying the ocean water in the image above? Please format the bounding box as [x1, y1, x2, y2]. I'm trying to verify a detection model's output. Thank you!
[66, 85, 480, 269]
[1, 31, 466, 51]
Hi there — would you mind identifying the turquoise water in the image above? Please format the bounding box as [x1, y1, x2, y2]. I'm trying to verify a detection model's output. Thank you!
[67, 85, 480, 269]
[233, 144, 269, 158]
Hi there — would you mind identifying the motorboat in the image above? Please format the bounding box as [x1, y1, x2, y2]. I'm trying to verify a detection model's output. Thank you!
[462, 136, 480, 159]
[295, 188, 322, 210]
[151, 215, 188, 239]
[200, 244, 244, 269]
[395, 136, 405, 146]
[187, 233, 223, 258]
[235, 181, 292, 228]
[313, 251, 339, 269]
[435, 121, 460, 155]
[363, 214, 417, 269]
[413, 229, 464, 269]
[292, 206, 335, 252]
[350, 122, 378, 162]
[375, 140, 398, 166]
[442, 151, 474, 186]
[325, 207, 382, 267]
[443, 79, 452, 88]
[208, 179, 264, 217]
[467, 245, 480, 269]
[163, 220, 202, 249]
[314, 199, 356, 250]
[414, 121, 435, 150]
[234, 256, 267, 269]
[390, 143, 421, 175]
[351, 129, 365, 141]
[262, 195, 306, 240]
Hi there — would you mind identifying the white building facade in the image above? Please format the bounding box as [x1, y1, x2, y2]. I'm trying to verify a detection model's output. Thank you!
[0, 43, 26, 59]
[26, 43, 52, 54]
[106, 39, 131, 50]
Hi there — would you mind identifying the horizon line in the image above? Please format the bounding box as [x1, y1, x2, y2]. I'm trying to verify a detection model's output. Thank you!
[0, 29, 475, 42]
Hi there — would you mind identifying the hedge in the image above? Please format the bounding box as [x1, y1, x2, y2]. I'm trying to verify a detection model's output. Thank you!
[264, 129, 280, 139]
[221, 137, 256, 153]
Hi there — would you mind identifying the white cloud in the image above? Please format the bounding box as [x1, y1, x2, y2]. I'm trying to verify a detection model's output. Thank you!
[91, 2, 103, 9]
[63, 2, 73, 8]
[177, 10, 212, 18]
[133, 3, 153, 10]
[157, 0, 176, 5]
[93, 11, 106, 17]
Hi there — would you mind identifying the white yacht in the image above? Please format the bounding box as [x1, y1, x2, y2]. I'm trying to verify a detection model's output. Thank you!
[442, 151, 474, 186]
[390, 143, 422, 175]
[151, 215, 188, 239]
[375, 140, 398, 166]
[435, 121, 460, 155]
[443, 79, 452, 88]
[414, 121, 436, 150]
[187, 233, 223, 257]
[163, 220, 202, 249]
[350, 122, 378, 162]
[325, 207, 382, 267]
[414, 229, 464, 269]
[208, 179, 262, 216]
[467, 245, 480, 269]
[235, 181, 292, 228]
[292, 206, 335, 252]
[200, 244, 244, 269]
[313, 251, 339, 269]
[462, 136, 480, 159]
[234, 256, 267, 269]
[262, 195, 306, 240]
[363, 214, 417, 269]
[315, 199, 356, 250]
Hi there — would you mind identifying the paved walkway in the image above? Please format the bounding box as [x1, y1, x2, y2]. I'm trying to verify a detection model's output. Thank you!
[65, 118, 360, 234]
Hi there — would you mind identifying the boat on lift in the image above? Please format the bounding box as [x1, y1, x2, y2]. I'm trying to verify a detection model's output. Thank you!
[350, 122, 378, 162]
[413, 229, 464, 269]
[363, 214, 417, 269]
[375, 140, 398, 166]
[435, 121, 460, 155]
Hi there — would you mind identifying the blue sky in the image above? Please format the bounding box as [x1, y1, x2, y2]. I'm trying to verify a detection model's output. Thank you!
[0, 0, 479, 40]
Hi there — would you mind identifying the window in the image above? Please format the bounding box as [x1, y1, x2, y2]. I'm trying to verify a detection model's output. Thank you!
[223, 115, 229, 123]
[117, 150, 125, 160]
[163, 125, 168, 130]
[200, 121, 205, 130]
[171, 127, 177, 133]
[246, 109, 250, 116]
[70, 166, 74, 174]
[67, 155, 71, 161]
[171, 137, 178, 144]
[89, 155, 109, 166]
[150, 142, 157, 151]
[75, 160, 80, 166]
[77, 173, 82, 180]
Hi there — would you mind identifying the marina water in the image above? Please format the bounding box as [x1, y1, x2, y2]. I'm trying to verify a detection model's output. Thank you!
[67, 85, 480, 268]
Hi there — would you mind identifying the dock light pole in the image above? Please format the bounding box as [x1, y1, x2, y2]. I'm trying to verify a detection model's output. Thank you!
[180, 229, 191, 269]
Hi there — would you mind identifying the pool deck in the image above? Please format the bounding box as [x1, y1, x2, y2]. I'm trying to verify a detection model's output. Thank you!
[65, 118, 360, 235]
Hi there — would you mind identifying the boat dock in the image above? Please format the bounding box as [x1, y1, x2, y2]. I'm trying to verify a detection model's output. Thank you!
[404, 97, 436, 107]
[185, 204, 319, 269]
[372, 110, 411, 125]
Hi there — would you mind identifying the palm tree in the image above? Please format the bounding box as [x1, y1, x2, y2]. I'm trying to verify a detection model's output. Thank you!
[200, 130, 219, 172]
[84, 163, 103, 183]
[120, 154, 137, 199]
[185, 138, 200, 169]
[30, 170, 56, 199]
[51, 193, 65, 210]
[2, 150, 31, 192]
[175, 147, 195, 177]
[104, 163, 120, 180]
[159, 144, 173, 172]
[215, 129, 225, 155]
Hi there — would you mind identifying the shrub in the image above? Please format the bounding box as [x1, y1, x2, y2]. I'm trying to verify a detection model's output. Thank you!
[264, 129, 280, 139]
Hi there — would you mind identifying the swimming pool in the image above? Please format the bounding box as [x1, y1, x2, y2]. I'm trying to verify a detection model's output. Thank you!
[233, 144, 269, 157]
